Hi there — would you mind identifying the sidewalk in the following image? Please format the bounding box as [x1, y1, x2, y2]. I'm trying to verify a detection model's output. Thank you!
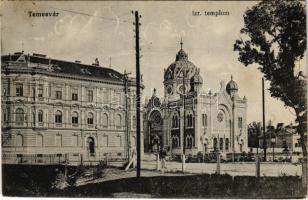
[141, 159, 302, 177]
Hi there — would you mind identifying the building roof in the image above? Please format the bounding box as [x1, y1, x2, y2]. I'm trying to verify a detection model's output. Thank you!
[1, 53, 125, 83]
[226, 75, 239, 94]
[164, 48, 198, 82]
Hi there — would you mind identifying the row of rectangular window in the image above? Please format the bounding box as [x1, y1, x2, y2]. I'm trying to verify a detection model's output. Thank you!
[13, 84, 119, 103]
[172, 138, 233, 152]
[171, 136, 194, 148]
[171, 115, 242, 129]
[171, 114, 203, 128]
[15, 134, 124, 147]
[11, 108, 136, 129]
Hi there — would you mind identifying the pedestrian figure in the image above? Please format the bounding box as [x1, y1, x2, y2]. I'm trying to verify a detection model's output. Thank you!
[160, 148, 167, 169]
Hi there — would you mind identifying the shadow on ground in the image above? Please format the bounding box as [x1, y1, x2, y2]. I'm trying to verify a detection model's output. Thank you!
[2, 164, 306, 198]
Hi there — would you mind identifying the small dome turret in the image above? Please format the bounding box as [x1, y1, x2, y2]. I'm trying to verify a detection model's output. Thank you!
[226, 75, 238, 95]
[191, 68, 203, 84]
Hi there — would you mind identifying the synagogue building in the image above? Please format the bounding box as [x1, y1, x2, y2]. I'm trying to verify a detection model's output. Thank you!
[144, 43, 248, 158]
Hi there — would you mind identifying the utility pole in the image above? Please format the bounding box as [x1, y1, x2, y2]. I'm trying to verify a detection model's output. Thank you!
[182, 68, 186, 172]
[133, 10, 141, 177]
[262, 78, 267, 161]
[124, 70, 131, 161]
[232, 96, 235, 162]
[180, 38, 186, 172]
[257, 122, 261, 155]
[256, 122, 261, 177]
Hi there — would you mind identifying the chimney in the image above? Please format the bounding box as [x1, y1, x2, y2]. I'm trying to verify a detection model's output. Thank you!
[92, 58, 99, 66]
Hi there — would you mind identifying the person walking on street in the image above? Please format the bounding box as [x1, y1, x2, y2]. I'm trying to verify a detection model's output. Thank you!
[160, 148, 167, 169]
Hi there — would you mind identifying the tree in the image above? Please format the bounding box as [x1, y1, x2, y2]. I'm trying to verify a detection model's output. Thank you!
[234, 0, 307, 188]
[248, 122, 261, 148]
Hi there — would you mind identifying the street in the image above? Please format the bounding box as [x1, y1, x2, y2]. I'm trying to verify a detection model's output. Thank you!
[141, 154, 302, 177]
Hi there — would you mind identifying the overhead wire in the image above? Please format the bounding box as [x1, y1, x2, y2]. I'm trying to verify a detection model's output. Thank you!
[50, 6, 132, 24]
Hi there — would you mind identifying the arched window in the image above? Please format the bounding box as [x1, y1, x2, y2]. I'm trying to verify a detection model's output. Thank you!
[172, 115, 179, 128]
[238, 117, 243, 128]
[186, 114, 193, 127]
[219, 138, 224, 151]
[132, 136, 136, 147]
[71, 111, 78, 124]
[16, 108, 24, 123]
[38, 110, 43, 122]
[16, 134, 23, 147]
[240, 139, 244, 152]
[225, 138, 229, 151]
[172, 136, 179, 148]
[102, 113, 108, 128]
[36, 134, 43, 146]
[186, 136, 193, 148]
[202, 114, 207, 127]
[55, 110, 62, 123]
[115, 114, 122, 128]
[32, 112, 36, 125]
[87, 137, 95, 154]
[172, 137, 176, 147]
[16, 84, 23, 97]
[213, 138, 218, 151]
[87, 112, 94, 125]
[3, 107, 7, 122]
[186, 115, 189, 127]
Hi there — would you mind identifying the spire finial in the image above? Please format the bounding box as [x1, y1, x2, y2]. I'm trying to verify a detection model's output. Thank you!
[180, 38, 183, 50]
[231, 75, 233, 81]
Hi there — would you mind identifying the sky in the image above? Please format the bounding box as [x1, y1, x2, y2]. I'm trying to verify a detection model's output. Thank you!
[1, 1, 306, 126]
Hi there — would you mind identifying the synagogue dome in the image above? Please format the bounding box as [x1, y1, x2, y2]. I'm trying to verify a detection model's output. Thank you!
[164, 46, 198, 82]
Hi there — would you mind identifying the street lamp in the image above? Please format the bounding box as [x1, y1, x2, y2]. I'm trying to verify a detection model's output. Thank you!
[271, 136, 276, 161]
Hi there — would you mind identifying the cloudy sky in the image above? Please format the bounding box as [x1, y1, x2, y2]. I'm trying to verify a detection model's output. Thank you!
[1, 1, 306, 126]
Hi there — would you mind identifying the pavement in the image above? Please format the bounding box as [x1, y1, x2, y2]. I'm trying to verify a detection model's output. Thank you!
[74, 153, 302, 188]
[141, 160, 302, 176]
[141, 153, 302, 177]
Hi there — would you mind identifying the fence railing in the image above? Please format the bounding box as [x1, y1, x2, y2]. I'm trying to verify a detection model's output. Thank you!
[2, 152, 127, 166]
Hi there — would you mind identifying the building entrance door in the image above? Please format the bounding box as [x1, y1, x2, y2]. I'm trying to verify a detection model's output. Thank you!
[147, 110, 163, 152]
[87, 137, 95, 155]
[150, 134, 162, 152]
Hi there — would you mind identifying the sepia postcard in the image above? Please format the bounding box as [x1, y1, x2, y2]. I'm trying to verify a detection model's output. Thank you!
[0, 0, 307, 198]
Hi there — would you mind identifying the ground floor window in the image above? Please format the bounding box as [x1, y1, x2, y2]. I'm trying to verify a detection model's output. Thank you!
[225, 138, 229, 151]
[219, 138, 224, 151]
[213, 138, 218, 151]
[172, 136, 179, 148]
[38, 110, 43, 122]
[186, 136, 193, 148]
[16, 134, 23, 146]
